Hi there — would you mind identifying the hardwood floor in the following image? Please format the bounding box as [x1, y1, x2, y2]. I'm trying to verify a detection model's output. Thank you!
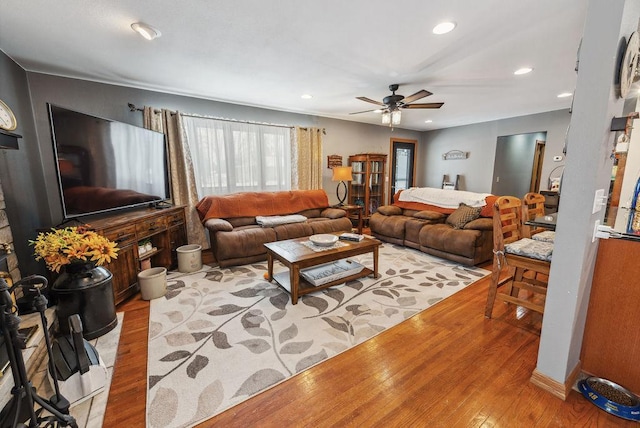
[103, 254, 634, 427]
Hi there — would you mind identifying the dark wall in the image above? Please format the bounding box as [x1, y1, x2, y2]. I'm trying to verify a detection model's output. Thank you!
[0, 53, 47, 275]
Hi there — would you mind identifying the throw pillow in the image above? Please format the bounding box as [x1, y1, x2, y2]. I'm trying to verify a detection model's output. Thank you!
[446, 203, 482, 229]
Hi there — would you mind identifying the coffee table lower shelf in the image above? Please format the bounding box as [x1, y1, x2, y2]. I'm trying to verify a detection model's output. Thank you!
[272, 267, 374, 297]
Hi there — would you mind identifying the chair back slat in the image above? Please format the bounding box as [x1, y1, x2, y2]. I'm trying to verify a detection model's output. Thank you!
[522, 192, 548, 237]
[493, 196, 524, 250]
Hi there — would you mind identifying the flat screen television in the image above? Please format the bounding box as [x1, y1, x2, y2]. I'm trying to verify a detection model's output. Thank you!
[48, 104, 171, 219]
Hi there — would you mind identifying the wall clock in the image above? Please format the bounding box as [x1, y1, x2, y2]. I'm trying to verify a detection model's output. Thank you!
[0, 99, 17, 131]
[619, 32, 640, 99]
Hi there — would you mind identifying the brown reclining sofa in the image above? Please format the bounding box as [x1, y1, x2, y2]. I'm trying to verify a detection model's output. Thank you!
[196, 190, 352, 267]
[369, 189, 498, 266]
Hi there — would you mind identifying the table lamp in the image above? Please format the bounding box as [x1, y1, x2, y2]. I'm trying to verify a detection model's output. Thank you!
[332, 166, 352, 206]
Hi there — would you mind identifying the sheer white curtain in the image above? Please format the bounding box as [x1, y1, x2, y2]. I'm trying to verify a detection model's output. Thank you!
[181, 116, 292, 197]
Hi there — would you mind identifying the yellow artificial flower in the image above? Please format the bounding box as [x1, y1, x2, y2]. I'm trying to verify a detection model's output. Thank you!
[30, 226, 119, 272]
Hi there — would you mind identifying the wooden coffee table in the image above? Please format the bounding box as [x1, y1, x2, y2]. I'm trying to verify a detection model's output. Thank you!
[264, 233, 381, 304]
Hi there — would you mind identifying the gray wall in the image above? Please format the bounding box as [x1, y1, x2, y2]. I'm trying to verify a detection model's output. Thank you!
[2, 68, 421, 275]
[419, 110, 570, 194]
[492, 131, 547, 196]
[535, 0, 640, 390]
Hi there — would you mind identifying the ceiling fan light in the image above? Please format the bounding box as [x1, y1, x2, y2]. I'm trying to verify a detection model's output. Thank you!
[131, 22, 161, 40]
[391, 110, 402, 125]
[381, 111, 391, 124]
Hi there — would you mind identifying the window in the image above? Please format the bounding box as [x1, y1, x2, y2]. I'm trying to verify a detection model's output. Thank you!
[182, 116, 291, 197]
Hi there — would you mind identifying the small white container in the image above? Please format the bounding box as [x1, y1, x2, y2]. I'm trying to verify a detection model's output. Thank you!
[177, 244, 203, 273]
[138, 267, 167, 300]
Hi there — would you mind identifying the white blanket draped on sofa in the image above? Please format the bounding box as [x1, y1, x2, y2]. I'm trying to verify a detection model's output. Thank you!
[255, 214, 307, 227]
[398, 187, 491, 209]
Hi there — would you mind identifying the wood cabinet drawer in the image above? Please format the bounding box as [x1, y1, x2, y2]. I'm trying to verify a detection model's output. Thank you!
[136, 216, 167, 238]
[103, 225, 137, 246]
[166, 210, 185, 227]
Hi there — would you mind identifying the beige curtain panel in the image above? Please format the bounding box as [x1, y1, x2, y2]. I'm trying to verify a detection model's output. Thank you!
[143, 107, 209, 250]
[295, 127, 323, 190]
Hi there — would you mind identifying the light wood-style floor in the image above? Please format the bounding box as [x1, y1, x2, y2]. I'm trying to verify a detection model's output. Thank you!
[103, 252, 634, 427]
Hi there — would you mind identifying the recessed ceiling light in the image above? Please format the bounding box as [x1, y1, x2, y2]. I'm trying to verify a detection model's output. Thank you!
[433, 22, 456, 35]
[557, 92, 573, 98]
[514, 67, 533, 75]
[425, 120, 433, 123]
[301, 94, 313, 99]
[131, 22, 161, 40]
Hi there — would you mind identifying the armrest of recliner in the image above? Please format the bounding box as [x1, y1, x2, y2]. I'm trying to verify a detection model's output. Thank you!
[376, 205, 402, 216]
[204, 218, 234, 232]
[321, 208, 346, 219]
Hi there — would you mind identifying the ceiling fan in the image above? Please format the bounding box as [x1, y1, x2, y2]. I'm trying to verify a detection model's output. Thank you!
[350, 83, 444, 125]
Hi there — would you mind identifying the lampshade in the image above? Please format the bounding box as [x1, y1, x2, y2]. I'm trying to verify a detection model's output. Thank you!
[391, 109, 402, 125]
[381, 111, 391, 125]
[332, 166, 353, 182]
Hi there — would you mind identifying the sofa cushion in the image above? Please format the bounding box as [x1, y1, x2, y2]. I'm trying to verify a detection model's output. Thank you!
[419, 224, 484, 259]
[414, 210, 446, 221]
[214, 226, 277, 261]
[274, 222, 314, 240]
[446, 203, 482, 229]
[308, 217, 353, 234]
[298, 208, 322, 218]
[404, 219, 431, 247]
[369, 212, 411, 240]
[377, 205, 402, 216]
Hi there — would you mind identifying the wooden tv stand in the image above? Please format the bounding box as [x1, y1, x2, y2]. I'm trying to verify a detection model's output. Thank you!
[86, 206, 187, 305]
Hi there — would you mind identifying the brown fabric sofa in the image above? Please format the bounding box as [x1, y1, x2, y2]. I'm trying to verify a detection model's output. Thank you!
[196, 190, 352, 267]
[369, 190, 497, 266]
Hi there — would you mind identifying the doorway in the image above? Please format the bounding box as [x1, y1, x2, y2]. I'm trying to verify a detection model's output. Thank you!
[389, 138, 417, 203]
[491, 132, 547, 197]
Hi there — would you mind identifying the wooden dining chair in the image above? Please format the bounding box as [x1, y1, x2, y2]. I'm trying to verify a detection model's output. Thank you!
[485, 196, 553, 318]
[522, 192, 547, 237]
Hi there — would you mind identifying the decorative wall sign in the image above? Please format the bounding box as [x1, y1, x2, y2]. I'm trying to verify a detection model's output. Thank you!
[327, 154, 343, 168]
[442, 150, 469, 160]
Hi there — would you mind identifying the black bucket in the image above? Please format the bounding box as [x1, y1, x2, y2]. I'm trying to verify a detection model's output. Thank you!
[52, 263, 117, 340]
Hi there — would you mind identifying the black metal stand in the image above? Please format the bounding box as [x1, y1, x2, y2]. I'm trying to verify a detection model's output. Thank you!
[336, 181, 348, 205]
[0, 276, 76, 428]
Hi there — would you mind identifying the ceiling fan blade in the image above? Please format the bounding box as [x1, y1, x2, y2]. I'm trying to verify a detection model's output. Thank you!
[356, 96, 386, 106]
[402, 89, 432, 104]
[402, 102, 444, 109]
[349, 108, 383, 115]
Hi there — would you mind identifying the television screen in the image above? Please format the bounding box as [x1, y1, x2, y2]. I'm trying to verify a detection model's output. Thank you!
[48, 104, 170, 219]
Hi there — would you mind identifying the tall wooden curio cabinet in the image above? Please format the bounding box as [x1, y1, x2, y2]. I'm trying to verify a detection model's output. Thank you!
[348, 153, 387, 220]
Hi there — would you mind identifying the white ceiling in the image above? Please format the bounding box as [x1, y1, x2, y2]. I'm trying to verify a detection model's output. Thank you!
[0, 0, 588, 131]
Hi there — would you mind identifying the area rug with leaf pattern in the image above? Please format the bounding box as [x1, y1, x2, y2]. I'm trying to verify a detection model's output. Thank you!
[146, 243, 489, 428]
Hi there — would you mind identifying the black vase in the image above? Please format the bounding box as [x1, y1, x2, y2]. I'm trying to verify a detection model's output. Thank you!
[52, 262, 117, 340]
